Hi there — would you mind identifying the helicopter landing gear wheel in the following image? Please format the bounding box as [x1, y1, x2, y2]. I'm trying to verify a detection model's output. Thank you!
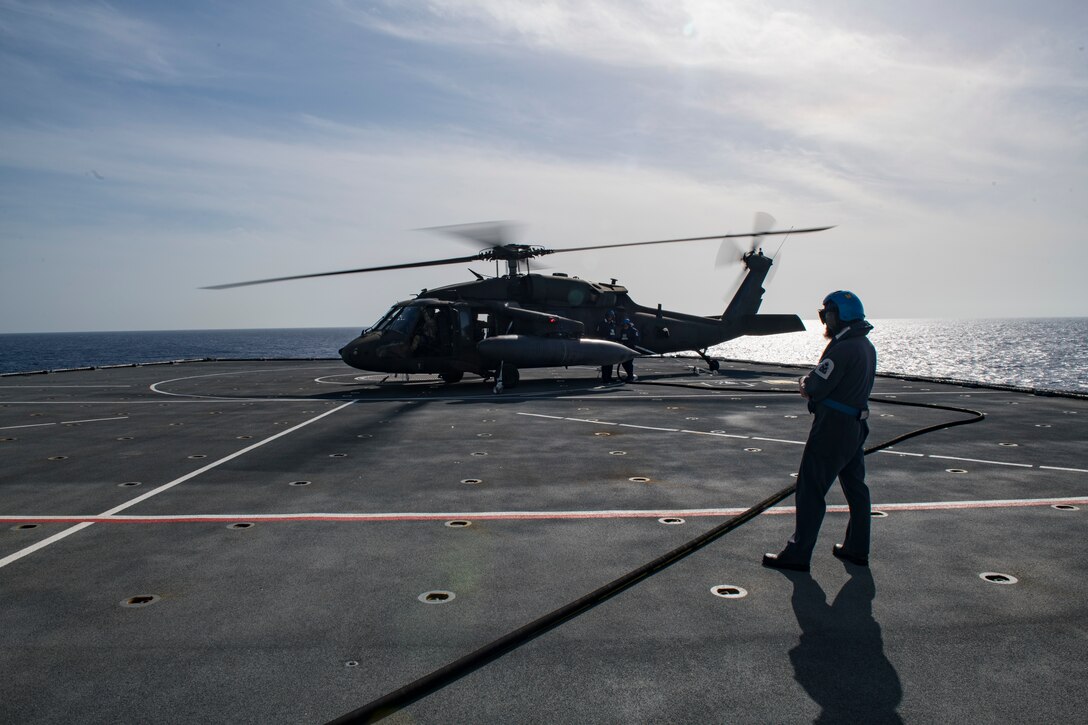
[697, 349, 720, 372]
[439, 371, 463, 384]
[502, 365, 520, 388]
[493, 364, 519, 393]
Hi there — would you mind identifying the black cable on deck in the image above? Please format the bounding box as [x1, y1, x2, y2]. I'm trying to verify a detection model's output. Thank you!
[327, 384, 984, 724]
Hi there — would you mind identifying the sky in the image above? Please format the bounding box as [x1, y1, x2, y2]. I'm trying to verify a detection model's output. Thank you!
[1, 0, 1086, 333]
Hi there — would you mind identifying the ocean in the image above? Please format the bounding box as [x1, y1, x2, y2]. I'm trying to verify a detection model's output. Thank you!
[1, 319, 1085, 395]
[709, 318, 1088, 395]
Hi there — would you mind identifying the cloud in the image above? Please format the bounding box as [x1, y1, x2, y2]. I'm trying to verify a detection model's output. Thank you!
[339, 1, 1087, 208]
[1, 110, 849, 330]
[0, 0, 207, 82]
[1, 1, 1085, 331]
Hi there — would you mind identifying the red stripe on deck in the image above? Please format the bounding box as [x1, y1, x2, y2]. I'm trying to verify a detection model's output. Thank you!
[4, 497, 1087, 525]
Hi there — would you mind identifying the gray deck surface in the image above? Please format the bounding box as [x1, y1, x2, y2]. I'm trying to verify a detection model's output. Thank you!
[2, 358, 1086, 723]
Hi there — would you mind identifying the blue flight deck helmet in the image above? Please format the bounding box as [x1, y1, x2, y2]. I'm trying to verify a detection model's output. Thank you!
[606, 309, 616, 319]
[821, 290, 865, 322]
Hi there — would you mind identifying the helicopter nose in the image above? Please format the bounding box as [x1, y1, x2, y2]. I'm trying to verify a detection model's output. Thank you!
[339, 339, 360, 363]
[340, 333, 377, 365]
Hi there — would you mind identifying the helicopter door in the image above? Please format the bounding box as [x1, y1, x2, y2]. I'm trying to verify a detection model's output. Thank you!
[410, 304, 463, 358]
[457, 307, 474, 348]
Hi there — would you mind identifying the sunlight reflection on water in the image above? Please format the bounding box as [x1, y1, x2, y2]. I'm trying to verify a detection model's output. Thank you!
[708, 318, 1087, 393]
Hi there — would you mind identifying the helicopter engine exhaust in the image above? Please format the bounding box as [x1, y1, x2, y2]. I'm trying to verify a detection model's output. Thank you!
[478, 335, 634, 368]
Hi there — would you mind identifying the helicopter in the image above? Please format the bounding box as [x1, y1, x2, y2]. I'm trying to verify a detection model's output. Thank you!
[204, 219, 833, 392]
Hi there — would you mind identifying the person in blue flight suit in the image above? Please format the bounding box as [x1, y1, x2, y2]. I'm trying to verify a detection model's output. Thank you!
[618, 318, 640, 382]
[763, 290, 877, 572]
[595, 309, 619, 383]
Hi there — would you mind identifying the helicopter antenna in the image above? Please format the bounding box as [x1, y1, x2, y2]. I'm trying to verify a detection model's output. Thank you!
[770, 227, 793, 259]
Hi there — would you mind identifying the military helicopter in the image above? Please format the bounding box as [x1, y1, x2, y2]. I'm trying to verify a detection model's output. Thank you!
[204, 218, 832, 392]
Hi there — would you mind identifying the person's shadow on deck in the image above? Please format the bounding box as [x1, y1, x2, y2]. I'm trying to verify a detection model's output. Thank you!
[787, 568, 903, 724]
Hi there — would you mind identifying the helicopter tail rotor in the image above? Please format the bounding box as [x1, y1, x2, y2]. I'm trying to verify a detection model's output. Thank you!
[715, 211, 778, 269]
[717, 211, 777, 300]
[715, 237, 744, 268]
[759, 214, 803, 289]
[751, 211, 776, 253]
[752, 212, 785, 288]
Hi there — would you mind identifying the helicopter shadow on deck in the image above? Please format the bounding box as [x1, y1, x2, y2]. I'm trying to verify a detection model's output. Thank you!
[719, 369, 800, 381]
[306, 365, 800, 404]
[306, 376, 604, 404]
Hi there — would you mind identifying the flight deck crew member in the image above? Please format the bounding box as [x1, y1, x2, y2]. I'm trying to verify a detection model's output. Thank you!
[763, 291, 877, 572]
[618, 318, 640, 382]
[596, 310, 619, 383]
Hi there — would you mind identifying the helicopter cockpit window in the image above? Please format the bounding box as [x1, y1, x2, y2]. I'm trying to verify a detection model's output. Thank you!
[368, 306, 400, 333]
[375, 306, 421, 336]
[389, 306, 422, 335]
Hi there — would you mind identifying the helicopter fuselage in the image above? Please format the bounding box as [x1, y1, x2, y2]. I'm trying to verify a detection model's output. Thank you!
[204, 221, 826, 387]
[337, 263, 801, 382]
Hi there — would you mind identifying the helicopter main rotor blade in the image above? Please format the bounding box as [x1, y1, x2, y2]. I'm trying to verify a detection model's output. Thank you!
[201, 254, 484, 290]
[202, 223, 834, 290]
[419, 221, 520, 249]
[549, 226, 834, 255]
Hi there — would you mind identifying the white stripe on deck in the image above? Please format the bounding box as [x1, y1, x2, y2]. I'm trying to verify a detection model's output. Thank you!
[0, 401, 356, 570]
[0, 416, 129, 431]
[0, 385, 132, 388]
[517, 412, 1083, 471]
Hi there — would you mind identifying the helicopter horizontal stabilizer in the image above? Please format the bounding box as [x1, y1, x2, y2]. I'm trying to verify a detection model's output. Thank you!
[737, 314, 806, 336]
